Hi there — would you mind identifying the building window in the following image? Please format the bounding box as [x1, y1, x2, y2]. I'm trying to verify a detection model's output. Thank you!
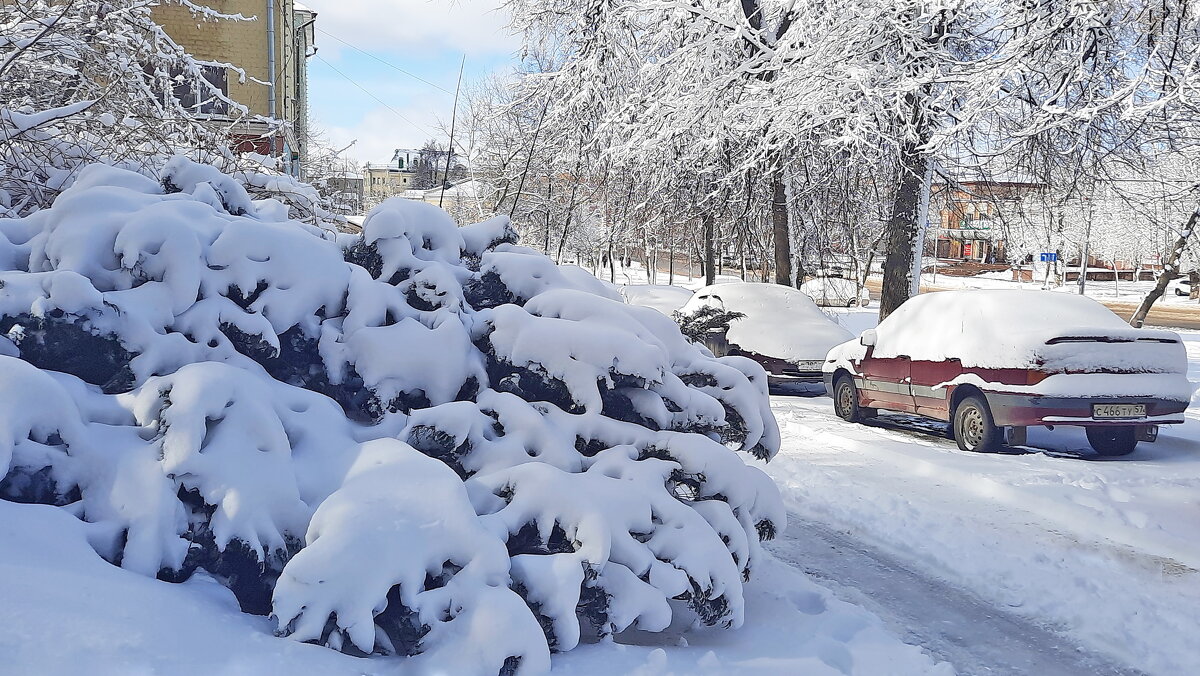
[174, 65, 230, 116]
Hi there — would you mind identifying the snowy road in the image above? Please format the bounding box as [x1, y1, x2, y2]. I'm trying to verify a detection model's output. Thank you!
[769, 512, 1143, 676]
[763, 389, 1200, 675]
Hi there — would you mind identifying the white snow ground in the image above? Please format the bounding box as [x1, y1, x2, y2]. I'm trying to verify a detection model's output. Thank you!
[3, 262, 1196, 675]
[0, 496, 951, 676]
[919, 268, 1199, 307]
[763, 311, 1200, 676]
[606, 262, 1200, 674]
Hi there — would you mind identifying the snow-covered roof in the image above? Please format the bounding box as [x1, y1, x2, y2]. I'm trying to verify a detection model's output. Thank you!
[681, 283, 853, 362]
[426, 179, 485, 199]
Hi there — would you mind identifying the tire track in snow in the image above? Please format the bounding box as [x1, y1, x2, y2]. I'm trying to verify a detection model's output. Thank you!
[767, 513, 1146, 676]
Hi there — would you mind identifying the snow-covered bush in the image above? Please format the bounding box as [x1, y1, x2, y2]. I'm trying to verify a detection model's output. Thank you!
[0, 159, 784, 674]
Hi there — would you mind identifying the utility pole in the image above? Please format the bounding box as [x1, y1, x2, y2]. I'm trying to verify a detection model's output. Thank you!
[439, 55, 466, 209]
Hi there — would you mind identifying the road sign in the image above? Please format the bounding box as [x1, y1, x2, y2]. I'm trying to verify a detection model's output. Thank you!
[1039, 252, 1058, 262]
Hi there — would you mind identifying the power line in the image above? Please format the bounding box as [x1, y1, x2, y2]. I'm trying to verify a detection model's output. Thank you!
[317, 28, 455, 95]
[313, 53, 439, 141]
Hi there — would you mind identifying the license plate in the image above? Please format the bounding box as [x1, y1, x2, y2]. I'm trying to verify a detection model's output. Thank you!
[1093, 404, 1146, 419]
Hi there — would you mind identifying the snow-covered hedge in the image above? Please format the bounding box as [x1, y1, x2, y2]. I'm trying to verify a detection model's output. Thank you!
[0, 159, 784, 675]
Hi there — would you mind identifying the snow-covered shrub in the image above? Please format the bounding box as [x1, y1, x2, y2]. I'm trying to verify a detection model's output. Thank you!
[674, 305, 746, 344]
[0, 159, 784, 675]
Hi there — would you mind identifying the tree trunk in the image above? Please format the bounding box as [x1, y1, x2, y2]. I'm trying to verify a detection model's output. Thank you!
[878, 141, 930, 320]
[1130, 208, 1198, 327]
[771, 168, 792, 286]
[669, 237, 675, 286]
[704, 211, 716, 286]
[543, 175, 553, 254]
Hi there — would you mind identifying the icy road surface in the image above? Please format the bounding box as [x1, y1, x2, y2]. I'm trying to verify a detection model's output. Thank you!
[764, 379, 1200, 675]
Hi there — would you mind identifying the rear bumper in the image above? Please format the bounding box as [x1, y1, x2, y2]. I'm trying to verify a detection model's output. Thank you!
[770, 370, 825, 384]
[987, 393, 1188, 427]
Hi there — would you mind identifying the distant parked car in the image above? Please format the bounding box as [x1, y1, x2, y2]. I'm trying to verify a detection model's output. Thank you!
[1170, 277, 1194, 297]
[800, 276, 871, 307]
[823, 290, 1192, 456]
[680, 282, 853, 381]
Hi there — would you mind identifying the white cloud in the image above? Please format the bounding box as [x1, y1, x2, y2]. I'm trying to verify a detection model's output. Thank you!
[301, 0, 518, 58]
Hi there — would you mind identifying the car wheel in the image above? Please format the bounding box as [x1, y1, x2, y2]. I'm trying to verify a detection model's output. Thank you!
[1086, 427, 1137, 456]
[847, 298, 858, 308]
[953, 395, 1000, 452]
[834, 375, 863, 423]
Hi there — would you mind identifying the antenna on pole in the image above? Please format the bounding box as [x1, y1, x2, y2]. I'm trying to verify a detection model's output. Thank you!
[439, 55, 466, 209]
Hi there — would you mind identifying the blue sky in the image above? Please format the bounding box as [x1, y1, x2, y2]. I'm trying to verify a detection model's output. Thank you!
[300, 0, 519, 164]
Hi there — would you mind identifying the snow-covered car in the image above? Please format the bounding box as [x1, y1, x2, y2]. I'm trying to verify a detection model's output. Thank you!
[823, 290, 1193, 456]
[618, 284, 694, 315]
[1170, 277, 1194, 297]
[680, 282, 853, 381]
[800, 276, 871, 307]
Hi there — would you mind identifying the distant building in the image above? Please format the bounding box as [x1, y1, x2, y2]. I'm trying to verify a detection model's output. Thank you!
[365, 149, 423, 203]
[153, 1, 317, 177]
[365, 148, 469, 204]
[931, 178, 1041, 262]
[410, 180, 494, 224]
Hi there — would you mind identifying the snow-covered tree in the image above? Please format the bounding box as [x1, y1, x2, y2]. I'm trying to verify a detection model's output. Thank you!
[492, 0, 1200, 317]
[0, 158, 785, 675]
[0, 0, 270, 217]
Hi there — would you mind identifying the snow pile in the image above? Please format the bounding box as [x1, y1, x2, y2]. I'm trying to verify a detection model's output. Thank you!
[0, 160, 784, 675]
[679, 282, 853, 363]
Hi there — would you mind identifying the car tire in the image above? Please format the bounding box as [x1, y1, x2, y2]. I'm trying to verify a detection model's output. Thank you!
[953, 395, 1000, 452]
[834, 375, 863, 423]
[1086, 427, 1138, 456]
[847, 298, 858, 308]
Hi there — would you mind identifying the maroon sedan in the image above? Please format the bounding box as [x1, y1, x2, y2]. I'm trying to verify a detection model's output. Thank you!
[822, 290, 1193, 455]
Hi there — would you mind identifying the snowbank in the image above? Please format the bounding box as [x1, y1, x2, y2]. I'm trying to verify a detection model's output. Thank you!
[679, 282, 853, 363]
[0, 159, 784, 675]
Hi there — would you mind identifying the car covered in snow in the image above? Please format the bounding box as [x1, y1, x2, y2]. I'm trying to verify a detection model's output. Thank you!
[823, 290, 1193, 456]
[799, 276, 871, 307]
[1170, 277, 1194, 297]
[680, 282, 853, 381]
[618, 284, 694, 315]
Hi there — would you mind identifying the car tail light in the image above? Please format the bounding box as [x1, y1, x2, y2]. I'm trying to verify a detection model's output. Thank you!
[1026, 371, 1049, 385]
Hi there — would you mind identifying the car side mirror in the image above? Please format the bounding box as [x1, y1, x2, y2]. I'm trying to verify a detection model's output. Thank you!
[860, 329, 877, 347]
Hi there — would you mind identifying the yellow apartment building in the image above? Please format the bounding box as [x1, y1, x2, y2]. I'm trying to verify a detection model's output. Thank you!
[152, 1, 317, 177]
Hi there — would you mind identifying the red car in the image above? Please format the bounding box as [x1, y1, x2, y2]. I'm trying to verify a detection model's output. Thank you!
[822, 290, 1193, 455]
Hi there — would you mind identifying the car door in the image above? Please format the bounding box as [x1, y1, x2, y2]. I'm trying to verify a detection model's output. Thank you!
[855, 336, 915, 413]
[909, 358, 961, 421]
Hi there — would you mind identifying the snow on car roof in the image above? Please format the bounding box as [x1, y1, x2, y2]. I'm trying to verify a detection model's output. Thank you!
[620, 284, 694, 315]
[873, 290, 1185, 372]
[681, 282, 853, 362]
